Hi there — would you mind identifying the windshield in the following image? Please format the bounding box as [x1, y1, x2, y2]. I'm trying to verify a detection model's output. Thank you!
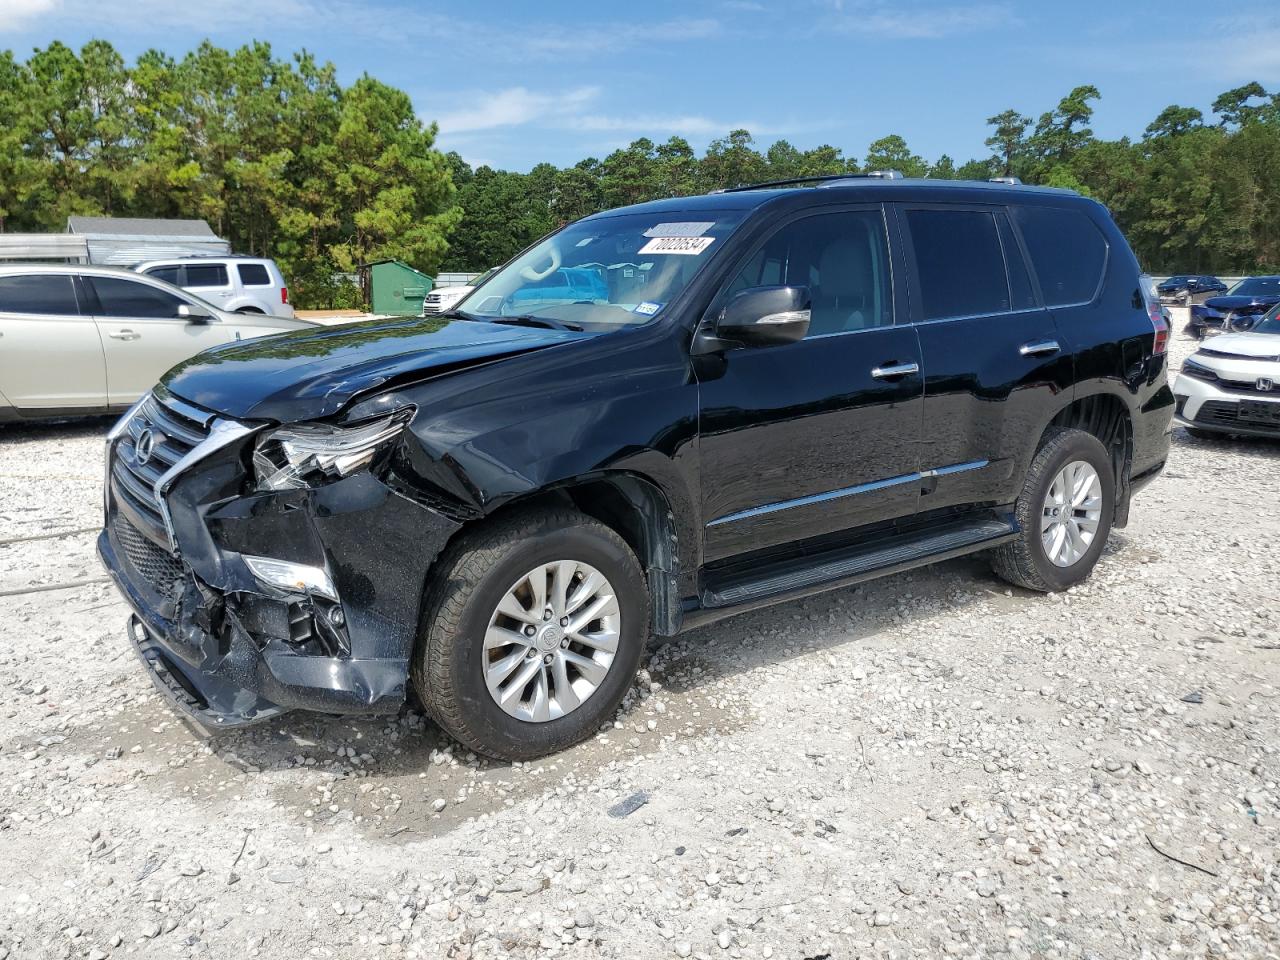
[1228, 277, 1280, 297]
[459, 211, 746, 329]
[1254, 303, 1280, 335]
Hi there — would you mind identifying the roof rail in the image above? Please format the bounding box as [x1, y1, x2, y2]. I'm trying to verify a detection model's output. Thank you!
[711, 170, 905, 194]
[988, 176, 1022, 185]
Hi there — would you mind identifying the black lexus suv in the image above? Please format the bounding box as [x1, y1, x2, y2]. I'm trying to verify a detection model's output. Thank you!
[99, 174, 1173, 760]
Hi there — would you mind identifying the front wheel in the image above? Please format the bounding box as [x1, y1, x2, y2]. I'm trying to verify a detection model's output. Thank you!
[413, 509, 648, 760]
[991, 427, 1115, 592]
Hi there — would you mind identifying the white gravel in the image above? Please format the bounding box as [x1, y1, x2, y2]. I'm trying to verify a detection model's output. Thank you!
[1, 333, 1277, 960]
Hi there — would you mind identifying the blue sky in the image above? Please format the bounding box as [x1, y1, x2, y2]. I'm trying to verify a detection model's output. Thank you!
[3, 0, 1279, 172]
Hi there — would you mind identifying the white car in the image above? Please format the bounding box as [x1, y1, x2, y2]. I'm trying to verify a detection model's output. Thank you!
[1173, 310, 1280, 440]
[0, 265, 312, 422]
[421, 284, 476, 316]
[134, 256, 294, 319]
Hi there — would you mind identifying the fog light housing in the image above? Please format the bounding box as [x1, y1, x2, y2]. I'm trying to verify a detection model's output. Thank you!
[243, 555, 337, 600]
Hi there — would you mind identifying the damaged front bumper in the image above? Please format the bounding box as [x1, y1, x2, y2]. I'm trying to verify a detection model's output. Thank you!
[98, 388, 463, 731]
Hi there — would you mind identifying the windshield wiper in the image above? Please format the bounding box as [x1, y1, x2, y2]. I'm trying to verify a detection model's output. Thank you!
[487, 314, 583, 332]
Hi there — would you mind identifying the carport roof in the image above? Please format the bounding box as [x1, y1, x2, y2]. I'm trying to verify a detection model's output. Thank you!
[66, 216, 222, 240]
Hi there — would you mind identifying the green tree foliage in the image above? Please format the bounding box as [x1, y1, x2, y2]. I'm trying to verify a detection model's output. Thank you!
[0, 40, 456, 307]
[4, 41, 1280, 298]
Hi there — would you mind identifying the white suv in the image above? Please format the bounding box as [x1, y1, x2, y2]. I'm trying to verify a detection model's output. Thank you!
[134, 257, 294, 318]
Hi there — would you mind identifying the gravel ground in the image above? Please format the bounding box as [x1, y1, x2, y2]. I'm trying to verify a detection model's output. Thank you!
[1, 333, 1277, 960]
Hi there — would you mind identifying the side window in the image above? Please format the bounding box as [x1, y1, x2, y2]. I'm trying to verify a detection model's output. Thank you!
[1013, 206, 1108, 306]
[145, 266, 182, 285]
[995, 213, 1037, 311]
[723, 211, 893, 337]
[184, 264, 229, 288]
[237, 263, 270, 286]
[89, 277, 186, 319]
[0, 274, 81, 315]
[906, 209, 1010, 320]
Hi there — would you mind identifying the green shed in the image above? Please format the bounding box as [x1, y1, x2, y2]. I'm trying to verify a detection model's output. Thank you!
[365, 259, 433, 316]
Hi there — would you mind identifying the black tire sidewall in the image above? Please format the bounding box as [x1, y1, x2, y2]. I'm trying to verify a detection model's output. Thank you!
[445, 524, 646, 758]
[1025, 433, 1115, 591]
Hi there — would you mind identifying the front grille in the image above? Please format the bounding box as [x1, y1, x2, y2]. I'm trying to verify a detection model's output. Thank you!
[1193, 399, 1280, 433]
[114, 513, 185, 597]
[110, 390, 216, 541]
[1201, 347, 1280, 362]
[1217, 378, 1280, 397]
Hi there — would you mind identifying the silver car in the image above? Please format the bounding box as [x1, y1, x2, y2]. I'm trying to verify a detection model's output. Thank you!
[0, 264, 312, 422]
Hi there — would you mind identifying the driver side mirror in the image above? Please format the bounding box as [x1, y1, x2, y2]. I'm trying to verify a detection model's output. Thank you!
[178, 303, 213, 324]
[707, 285, 811, 350]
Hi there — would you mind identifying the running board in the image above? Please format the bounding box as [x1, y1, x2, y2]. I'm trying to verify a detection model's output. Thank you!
[701, 514, 1018, 609]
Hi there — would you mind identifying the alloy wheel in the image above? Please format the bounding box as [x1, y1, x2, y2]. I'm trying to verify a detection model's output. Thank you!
[1040, 459, 1103, 567]
[483, 561, 620, 722]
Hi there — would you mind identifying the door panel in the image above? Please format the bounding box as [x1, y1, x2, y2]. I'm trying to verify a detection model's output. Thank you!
[897, 204, 1072, 510]
[0, 274, 107, 408]
[697, 207, 924, 564]
[86, 275, 235, 405]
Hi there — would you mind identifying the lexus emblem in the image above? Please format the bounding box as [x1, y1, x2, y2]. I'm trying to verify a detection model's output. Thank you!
[134, 427, 156, 466]
[1258, 378, 1275, 392]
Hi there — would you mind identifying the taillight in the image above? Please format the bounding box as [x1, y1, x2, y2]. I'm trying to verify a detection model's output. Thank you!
[281, 286, 289, 305]
[1148, 302, 1169, 355]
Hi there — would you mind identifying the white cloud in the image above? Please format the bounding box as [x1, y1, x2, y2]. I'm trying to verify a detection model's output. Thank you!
[435, 87, 602, 135]
[432, 85, 786, 145]
[517, 17, 721, 58]
[0, 0, 58, 31]
[821, 1, 1015, 39]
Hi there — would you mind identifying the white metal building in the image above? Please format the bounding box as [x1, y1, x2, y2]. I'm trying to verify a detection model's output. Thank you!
[65, 216, 230, 265]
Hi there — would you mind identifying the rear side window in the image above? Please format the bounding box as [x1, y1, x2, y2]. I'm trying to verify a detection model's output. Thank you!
[996, 214, 1037, 311]
[237, 263, 271, 286]
[145, 265, 182, 285]
[184, 264, 229, 287]
[1013, 206, 1108, 306]
[906, 209, 1010, 320]
[0, 274, 80, 315]
[89, 277, 185, 319]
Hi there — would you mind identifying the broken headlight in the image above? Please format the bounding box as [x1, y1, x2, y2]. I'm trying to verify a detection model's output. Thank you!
[252, 409, 414, 491]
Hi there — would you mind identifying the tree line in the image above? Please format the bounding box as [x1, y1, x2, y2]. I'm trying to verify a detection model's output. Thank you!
[2, 40, 1279, 307]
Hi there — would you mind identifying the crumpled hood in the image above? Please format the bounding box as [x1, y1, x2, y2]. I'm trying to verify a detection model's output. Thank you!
[1202, 294, 1280, 313]
[1199, 332, 1280, 361]
[161, 315, 585, 421]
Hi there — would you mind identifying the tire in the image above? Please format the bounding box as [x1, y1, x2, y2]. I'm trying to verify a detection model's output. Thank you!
[990, 427, 1115, 593]
[412, 508, 648, 760]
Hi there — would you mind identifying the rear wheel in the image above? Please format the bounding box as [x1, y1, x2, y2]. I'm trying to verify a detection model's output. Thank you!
[991, 428, 1115, 592]
[413, 509, 648, 760]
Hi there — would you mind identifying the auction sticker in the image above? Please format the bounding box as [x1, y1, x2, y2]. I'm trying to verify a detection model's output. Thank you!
[644, 221, 714, 238]
[638, 236, 715, 256]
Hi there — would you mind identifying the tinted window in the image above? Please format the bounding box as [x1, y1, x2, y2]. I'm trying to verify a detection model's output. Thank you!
[184, 264, 228, 287]
[1014, 206, 1108, 306]
[996, 213, 1037, 311]
[907, 209, 1010, 320]
[0, 274, 80, 315]
[90, 277, 186, 319]
[1230, 277, 1280, 296]
[725, 211, 893, 337]
[145, 265, 182, 285]
[238, 263, 271, 286]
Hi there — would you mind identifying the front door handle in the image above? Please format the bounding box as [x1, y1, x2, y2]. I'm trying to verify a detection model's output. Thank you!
[107, 329, 140, 341]
[870, 361, 919, 380]
[1019, 339, 1060, 357]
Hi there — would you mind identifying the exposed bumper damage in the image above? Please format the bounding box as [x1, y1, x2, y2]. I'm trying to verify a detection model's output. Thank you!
[98, 392, 464, 731]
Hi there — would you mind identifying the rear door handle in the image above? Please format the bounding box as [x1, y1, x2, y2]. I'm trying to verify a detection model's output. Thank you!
[870, 361, 920, 380]
[107, 329, 140, 341]
[1019, 339, 1060, 357]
